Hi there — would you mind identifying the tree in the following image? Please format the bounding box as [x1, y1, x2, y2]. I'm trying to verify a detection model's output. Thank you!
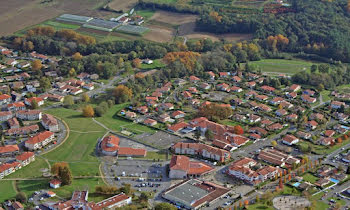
[39, 77, 51, 91]
[15, 192, 27, 203]
[69, 68, 76, 77]
[139, 192, 150, 202]
[81, 93, 90, 103]
[60, 167, 72, 185]
[256, 195, 260, 203]
[31, 100, 39, 109]
[279, 178, 284, 189]
[120, 183, 131, 195]
[113, 85, 133, 104]
[346, 166, 350, 174]
[233, 125, 244, 135]
[154, 203, 177, 210]
[310, 64, 318, 73]
[72, 52, 83, 61]
[51, 162, 72, 185]
[82, 105, 94, 117]
[132, 58, 142, 68]
[205, 129, 214, 140]
[337, 137, 342, 144]
[63, 95, 74, 107]
[31, 59, 42, 71]
[244, 200, 249, 207]
[271, 140, 277, 147]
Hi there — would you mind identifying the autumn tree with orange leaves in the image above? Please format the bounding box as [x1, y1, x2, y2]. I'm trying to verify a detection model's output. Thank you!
[267, 34, 289, 51]
[163, 51, 200, 74]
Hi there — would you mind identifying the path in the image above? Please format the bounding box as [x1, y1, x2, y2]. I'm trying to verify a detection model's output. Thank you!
[92, 118, 111, 131]
[312, 94, 330, 110]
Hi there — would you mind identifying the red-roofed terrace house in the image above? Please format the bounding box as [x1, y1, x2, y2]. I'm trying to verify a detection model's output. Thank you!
[16, 152, 35, 167]
[25, 131, 54, 150]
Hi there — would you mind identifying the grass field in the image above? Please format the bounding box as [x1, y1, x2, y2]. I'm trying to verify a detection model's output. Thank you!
[18, 178, 107, 202]
[249, 59, 314, 75]
[140, 59, 166, 70]
[134, 9, 156, 20]
[0, 181, 17, 202]
[44, 108, 106, 176]
[302, 173, 318, 184]
[95, 104, 157, 134]
[247, 204, 273, 210]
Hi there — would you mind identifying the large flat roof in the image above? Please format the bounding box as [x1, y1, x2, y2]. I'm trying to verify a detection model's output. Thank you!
[57, 14, 92, 23]
[164, 180, 208, 207]
[84, 18, 121, 29]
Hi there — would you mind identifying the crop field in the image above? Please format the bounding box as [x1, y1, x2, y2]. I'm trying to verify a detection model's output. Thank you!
[249, 59, 314, 74]
[107, 0, 139, 12]
[115, 25, 149, 35]
[0, 0, 110, 36]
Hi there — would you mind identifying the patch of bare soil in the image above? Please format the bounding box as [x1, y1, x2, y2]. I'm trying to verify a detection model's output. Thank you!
[149, 11, 198, 25]
[143, 25, 175, 43]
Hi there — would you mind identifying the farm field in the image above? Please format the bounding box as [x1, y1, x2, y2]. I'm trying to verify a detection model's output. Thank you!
[0, 0, 110, 36]
[107, 0, 139, 12]
[249, 59, 315, 75]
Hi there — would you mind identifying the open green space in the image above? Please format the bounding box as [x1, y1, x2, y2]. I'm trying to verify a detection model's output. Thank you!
[247, 204, 273, 210]
[44, 108, 106, 176]
[144, 0, 177, 4]
[17, 178, 107, 202]
[320, 90, 332, 102]
[311, 192, 329, 209]
[249, 59, 314, 74]
[134, 9, 156, 19]
[140, 59, 166, 70]
[95, 104, 157, 135]
[0, 181, 17, 202]
[6, 158, 49, 179]
[302, 173, 318, 184]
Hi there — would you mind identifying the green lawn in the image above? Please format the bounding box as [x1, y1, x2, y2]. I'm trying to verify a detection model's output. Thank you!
[320, 90, 332, 102]
[302, 173, 318, 184]
[17, 178, 107, 202]
[0, 181, 17, 202]
[249, 59, 314, 74]
[140, 59, 166, 70]
[312, 192, 329, 209]
[95, 104, 157, 134]
[247, 204, 273, 210]
[5, 157, 48, 179]
[134, 9, 156, 19]
[44, 108, 106, 176]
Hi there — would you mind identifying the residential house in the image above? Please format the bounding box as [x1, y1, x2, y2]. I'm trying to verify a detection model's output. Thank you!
[0, 94, 11, 105]
[16, 110, 42, 120]
[143, 118, 157, 126]
[296, 131, 312, 140]
[331, 101, 346, 109]
[171, 110, 185, 119]
[306, 120, 318, 130]
[16, 152, 35, 167]
[168, 122, 189, 133]
[24, 131, 55, 150]
[258, 148, 299, 167]
[25, 97, 44, 107]
[41, 114, 59, 132]
[289, 84, 301, 92]
[301, 94, 316, 103]
[0, 111, 13, 121]
[49, 179, 62, 189]
[5, 125, 39, 136]
[7, 117, 20, 129]
[282, 135, 299, 146]
[0, 145, 19, 157]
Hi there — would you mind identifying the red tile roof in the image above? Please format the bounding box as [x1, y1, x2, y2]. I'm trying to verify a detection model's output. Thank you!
[117, 147, 147, 157]
[0, 94, 10, 100]
[26, 131, 54, 145]
[0, 145, 19, 154]
[170, 155, 190, 171]
[101, 135, 119, 152]
[16, 152, 34, 161]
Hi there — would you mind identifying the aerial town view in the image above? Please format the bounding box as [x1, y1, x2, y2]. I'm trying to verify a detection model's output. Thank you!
[0, 0, 350, 209]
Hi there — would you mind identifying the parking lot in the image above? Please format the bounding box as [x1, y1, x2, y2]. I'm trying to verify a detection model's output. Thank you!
[134, 131, 183, 149]
[102, 159, 172, 196]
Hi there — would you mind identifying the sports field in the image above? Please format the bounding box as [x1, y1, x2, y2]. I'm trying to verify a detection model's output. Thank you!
[249, 59, 314, 74]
